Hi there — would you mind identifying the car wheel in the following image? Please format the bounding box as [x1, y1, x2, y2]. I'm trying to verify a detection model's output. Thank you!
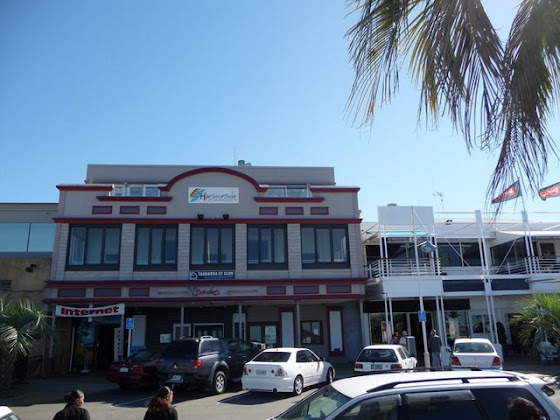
[293, 375, 304, 396]
[325, 368, 334, 384]
[212, 370, 227, 395]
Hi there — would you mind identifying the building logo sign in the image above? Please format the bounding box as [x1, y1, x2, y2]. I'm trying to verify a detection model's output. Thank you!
[189, 270, 234, 280]
[188, 187, 239, 204]
[55, 304, 125, 317]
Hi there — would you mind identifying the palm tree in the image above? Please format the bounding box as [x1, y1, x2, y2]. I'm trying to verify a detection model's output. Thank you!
[0, 295, 49, 396]
[346, 0, 560, 203]
[512, 293, 560, 357]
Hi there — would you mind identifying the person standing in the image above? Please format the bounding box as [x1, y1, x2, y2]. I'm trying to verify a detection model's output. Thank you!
[144, 386, 178, 420]
[399, 331, 408, 349]
[53, 389, 90, 420]
[391, 333, 400, 345]
[428, 329, 442, 367]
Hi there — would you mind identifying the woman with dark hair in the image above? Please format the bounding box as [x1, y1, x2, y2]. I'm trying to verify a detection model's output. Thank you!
[52, 389, 90, 420]
[144, 386, 178, 420]
[508, 397, 542, 420]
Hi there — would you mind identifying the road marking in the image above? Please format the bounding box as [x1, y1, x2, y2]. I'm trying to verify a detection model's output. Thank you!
[111, 397, 149, 407]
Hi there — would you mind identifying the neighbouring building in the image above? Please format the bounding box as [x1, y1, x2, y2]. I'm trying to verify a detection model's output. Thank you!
[362, 205, 560, 365]
[0, 202, 57, 377]
[44, 162, 367, 374]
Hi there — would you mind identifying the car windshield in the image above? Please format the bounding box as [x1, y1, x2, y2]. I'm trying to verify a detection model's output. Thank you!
[128, 350, 156, 361]
[253, 351, 291, 363]
[357, 349, 398, 363]
[454, 342, 495, 353]
[273, 384, 350, 420]
[161, 341, 198, 358]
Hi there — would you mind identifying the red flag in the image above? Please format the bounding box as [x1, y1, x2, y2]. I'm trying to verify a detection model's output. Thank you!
[492, 181, 521, 204]
[539, 182, 560, 200]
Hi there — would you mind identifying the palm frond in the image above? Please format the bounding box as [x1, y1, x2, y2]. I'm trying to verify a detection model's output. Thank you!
[346, 0, 422, 125]
[488, 0, 560, 201]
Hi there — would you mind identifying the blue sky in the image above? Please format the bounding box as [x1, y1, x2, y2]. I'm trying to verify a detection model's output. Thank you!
[1, 1, 558, 222]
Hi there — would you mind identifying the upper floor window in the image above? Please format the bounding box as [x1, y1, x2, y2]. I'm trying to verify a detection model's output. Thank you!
[112, 184, 162, 197]
[135, 225, 177, 269]
[190, 225, 234, 267]
[438, 242, 482, 267]
[0, 223, 55, 253]
[67, 226, 121, 269]
[247, 225, 287, 268]
[265, 185, 310, 198]
[301, 225, 349, 267]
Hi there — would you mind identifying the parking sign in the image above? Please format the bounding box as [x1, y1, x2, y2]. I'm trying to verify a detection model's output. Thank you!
[126, 317, 134, 330]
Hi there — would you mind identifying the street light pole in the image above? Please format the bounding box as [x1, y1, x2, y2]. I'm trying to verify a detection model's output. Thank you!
[412, 207, 431, 367]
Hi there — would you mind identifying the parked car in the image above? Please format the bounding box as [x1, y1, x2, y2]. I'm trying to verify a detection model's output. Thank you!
[0, 406, 21, 420]
[158, 336, 259, 394]
[451, 337, 502, 370]
[270, 370, 560, 419]
[354, 344, 417, 373]
[242, 347, 334, 395]
[107, 349, 160, 389]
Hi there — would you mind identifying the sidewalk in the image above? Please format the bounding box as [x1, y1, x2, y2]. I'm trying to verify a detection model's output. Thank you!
[3, 358, 560, 408]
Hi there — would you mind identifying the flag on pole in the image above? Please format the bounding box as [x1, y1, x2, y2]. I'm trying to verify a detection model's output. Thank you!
[538, 182, 560, 200]
[491, 181, 521, 204]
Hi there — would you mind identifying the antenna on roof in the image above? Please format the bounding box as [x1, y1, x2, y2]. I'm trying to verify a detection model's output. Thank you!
[433, 191, 446, 216]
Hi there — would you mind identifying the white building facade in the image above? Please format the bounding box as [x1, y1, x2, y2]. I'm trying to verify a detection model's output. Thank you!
[362, 205, 560, 364]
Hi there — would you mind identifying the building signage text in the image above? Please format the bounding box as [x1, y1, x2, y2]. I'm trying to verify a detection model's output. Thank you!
[189, 270, 234, 280]
[188, 187, 239, 204]
[55, 304, 125, 317]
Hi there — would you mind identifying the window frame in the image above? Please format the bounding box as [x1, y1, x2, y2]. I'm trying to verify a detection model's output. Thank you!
[247, 225, 288, 269]
[300, 225, 350, 268]
[66, 225, 121, 270]
[134, 224, 178, 270]
[190, 225, 235, 269]
[301, 320, 323, 345]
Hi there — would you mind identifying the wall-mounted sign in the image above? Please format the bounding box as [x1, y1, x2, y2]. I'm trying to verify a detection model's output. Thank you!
[188, 187, 239, 204]
[55, 304, 125, 317]
[189, 270, 234, 280]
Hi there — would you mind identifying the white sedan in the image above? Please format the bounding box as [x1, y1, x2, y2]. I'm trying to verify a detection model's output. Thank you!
[242, 347, 335, 395]
[451, 337, 502, 369]
[354, 344, 417, 373]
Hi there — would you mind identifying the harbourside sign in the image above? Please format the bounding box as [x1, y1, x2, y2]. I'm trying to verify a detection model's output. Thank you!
[55, 304, 125, 317]
[188, 187, 239, 204]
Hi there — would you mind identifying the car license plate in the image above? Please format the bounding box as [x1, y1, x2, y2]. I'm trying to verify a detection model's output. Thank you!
[171, 375, 182, 381]
[119, 367, 129, 373]
[256, 369, 267, 375]
[372, 365, 382, 370]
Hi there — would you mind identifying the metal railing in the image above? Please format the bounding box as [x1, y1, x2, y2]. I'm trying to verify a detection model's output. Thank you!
[366, 256, 560, 278]
[366, 258, 442, 278]
[493, 256, 560, 275]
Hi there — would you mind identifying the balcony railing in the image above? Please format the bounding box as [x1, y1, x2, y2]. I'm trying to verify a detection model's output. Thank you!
[366, 258, 442, 278]
[366, 256, 560, 278]
[493, 256, 560, 275]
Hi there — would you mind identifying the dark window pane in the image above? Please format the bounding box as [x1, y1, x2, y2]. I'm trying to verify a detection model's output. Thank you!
[332, 228, 348, 262]
[164, 228, 177, 264]
[136, 227, 150, 265]
[104, 228, 120, 264]
[68, 227, 86, 265]
[207, 228, 219, 263]
[151, 228, 163, 264]
[191, 227, 204, 265]
[247, 227, 259, 264]
[301, 227, 315, 263]
[439, 244, 463, 267]
[260, 228, 272, 263]
[274, 228, 286, 263]
[86, 228, 103, 264]
[461, 243, 482, 266]
[221, 228, 233, 263]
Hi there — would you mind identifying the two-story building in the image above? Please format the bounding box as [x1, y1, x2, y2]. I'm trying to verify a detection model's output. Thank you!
[44, 163, 367, 373]
[363, 205, 560, 365]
